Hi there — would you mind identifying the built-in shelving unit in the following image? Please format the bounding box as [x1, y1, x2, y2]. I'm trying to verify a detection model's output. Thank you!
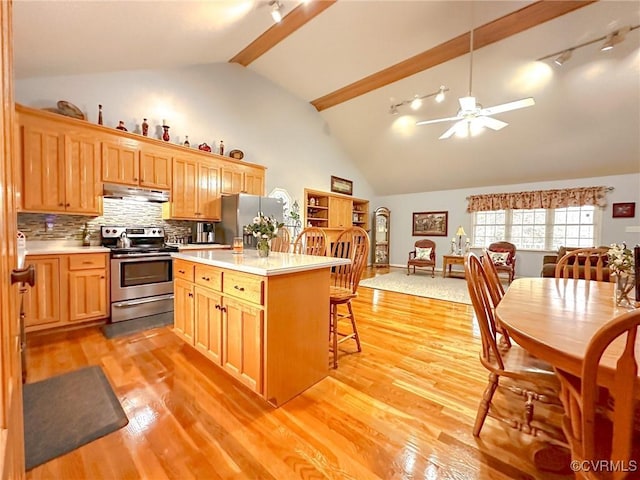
[303, 188, 369, 244]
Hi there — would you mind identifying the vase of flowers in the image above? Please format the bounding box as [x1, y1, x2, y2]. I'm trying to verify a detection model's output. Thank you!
[607, 243, 635, 307]
[244, 214, 283, 258]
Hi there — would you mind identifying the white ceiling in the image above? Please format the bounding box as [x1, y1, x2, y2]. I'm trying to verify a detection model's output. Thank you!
[12, 1, 640, 195]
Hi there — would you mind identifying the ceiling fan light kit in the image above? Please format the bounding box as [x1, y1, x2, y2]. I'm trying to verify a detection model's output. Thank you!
[269, 0, 283, 23]
[416, 17, 535, 140]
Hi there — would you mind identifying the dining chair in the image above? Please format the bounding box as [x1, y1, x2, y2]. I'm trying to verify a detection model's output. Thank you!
[329, 227, 369, 368]
[270, 227, 291, 253]
[554, 247, 610, 282]
[555, 308, 640, 480]
[292, 227, 327, 256]
[481, 252, 511, 348]
[487, 241, 517, 283]
[464, 253, 564, 439]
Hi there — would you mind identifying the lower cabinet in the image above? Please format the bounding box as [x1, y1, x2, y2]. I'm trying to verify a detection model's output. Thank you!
[173, 260, 264, 395]
[25, 253, 109, 332]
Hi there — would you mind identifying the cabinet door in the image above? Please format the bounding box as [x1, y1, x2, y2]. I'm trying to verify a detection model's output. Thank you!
[64, 134, 102, 215]
[198, 162, 221, 220]
[140, 148, 171, 190]
[194, 286, 222, 364]
[171, 156, 198, 219]
[174, 278, 194, 344]
[24, 257, 61, 328]
[220, 165, 244, 195]
[21, 123, 65, 212]
[102, 140, 139, 186]
[329, 197, 353, 228]
[243, 168, 264, 196]
[222, 296, 263, 394]
[68, 269, 107, 322]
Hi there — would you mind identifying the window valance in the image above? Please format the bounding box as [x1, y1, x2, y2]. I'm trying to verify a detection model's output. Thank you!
[466, 186, 609, 213]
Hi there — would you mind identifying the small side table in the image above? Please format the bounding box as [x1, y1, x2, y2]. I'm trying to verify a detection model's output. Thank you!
[442, 254, 465, 278]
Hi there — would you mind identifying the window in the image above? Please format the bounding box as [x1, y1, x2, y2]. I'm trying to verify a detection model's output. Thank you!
[473, 205, 599, 250]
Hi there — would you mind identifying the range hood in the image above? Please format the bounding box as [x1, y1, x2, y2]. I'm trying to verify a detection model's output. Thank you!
[102, 183, 170, 203]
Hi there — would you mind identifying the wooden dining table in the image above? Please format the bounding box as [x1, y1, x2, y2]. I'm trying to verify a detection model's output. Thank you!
[496, 277, 639, 391]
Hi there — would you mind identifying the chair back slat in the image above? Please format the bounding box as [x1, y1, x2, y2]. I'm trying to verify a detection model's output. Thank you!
[270, 228, 290, 253]
[481, 252, 505, 307]
[293, 227, 327, 256]
[331, 227, 369, 293]
[554, 247, 609, 282]
[464, 253, 505, 371]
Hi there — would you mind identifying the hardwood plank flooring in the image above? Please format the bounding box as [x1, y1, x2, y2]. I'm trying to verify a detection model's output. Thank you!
[24, 267, 572, 479]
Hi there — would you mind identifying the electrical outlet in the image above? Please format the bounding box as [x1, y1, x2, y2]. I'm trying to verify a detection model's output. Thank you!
[45, 221, 54, 232]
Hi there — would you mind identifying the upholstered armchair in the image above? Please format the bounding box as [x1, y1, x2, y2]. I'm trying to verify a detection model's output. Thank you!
[486, 241, 517, 283]
[407, 239, 436, 277]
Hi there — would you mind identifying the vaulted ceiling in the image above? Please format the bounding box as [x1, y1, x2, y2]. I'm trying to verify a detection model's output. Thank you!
[12, 1, 640, 195]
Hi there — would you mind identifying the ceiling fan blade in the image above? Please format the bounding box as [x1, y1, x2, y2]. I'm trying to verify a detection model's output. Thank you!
[481, 97, 535, 116]
[416, 116, 460, 126]
[476, 116, 508, 131]
[439, 121, 465, 139]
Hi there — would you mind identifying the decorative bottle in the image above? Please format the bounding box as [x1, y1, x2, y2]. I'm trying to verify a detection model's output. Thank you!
[219, 140, 224, 155]
[141, 118, 149, 136]
[98, 104, 103, 125]
[184, 136, 190, 147]
[162, 122, 170, 142]
[82, 223, 91, 246]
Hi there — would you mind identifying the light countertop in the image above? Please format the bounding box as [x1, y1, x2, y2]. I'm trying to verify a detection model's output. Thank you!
[25, 241, 110, 255]
[168, 243, 230, 251]
[172, 250, 350, 276]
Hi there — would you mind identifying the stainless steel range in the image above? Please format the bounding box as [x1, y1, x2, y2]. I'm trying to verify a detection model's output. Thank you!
[101, 226, 178, 323]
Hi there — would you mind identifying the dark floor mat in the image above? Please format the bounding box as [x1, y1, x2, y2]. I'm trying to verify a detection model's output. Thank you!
[23, 365, 128, 470]
[101, 311, 173, 339]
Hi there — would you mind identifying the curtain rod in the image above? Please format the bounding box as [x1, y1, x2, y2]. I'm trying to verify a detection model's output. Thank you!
[465, 186, 615, 200]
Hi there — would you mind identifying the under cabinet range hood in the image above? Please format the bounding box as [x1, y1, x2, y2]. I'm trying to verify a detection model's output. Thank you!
[102, 183, 170, 203]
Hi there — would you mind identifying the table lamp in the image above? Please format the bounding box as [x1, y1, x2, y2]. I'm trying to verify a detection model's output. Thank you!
[456, 226, 466, 254]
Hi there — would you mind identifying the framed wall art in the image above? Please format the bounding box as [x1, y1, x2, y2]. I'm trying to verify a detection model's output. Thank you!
[330, 176, 353, 196]
[412, 211, 448, 236]
[612, 202, 635, 218]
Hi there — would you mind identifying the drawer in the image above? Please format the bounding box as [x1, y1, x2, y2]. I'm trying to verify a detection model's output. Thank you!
[68, 253, 107, 270]
[195, 265, 222, 291]
[174, 259, 194, 282]
[223, 271, 264, 305]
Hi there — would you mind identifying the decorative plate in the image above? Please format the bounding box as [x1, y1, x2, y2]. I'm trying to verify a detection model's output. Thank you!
[56, 100, 85, 120]
[229, 149, 244, 160]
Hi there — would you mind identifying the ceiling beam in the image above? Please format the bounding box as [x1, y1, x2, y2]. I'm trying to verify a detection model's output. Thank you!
[229, 0, 337, 66]
[311, 0, 597, 112]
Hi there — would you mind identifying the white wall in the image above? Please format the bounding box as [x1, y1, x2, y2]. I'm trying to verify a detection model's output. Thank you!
[375, 173, 640, 278]
[15, 62, 375, 209]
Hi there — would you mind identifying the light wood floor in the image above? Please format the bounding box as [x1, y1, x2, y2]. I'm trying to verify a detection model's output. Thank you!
[25, 267, 572, 479]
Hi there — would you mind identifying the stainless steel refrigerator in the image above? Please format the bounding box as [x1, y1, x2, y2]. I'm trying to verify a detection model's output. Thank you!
[216, 194, 284, 248]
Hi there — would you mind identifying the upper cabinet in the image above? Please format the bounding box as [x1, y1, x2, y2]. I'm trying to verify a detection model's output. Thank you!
[221, 163, 264, 196]
[16, 104, 266, 217]
[20, 110, 102, 215]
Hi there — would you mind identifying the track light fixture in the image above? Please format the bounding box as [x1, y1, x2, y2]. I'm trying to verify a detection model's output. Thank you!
[269, 0, 283, 23]
[553, 49, 573, 66]
[388, 86, 449, 115]
[538, 24, 637, 66]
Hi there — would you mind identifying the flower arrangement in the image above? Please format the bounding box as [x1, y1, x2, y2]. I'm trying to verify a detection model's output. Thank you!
[607, 242, 634, 276]
[244, 214, 284, 256]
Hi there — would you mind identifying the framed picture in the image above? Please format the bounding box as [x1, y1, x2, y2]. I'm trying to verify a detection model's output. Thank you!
[412, 211, 448, 236]
[612, 202, 636, 218]
[330, 176, 353, 196]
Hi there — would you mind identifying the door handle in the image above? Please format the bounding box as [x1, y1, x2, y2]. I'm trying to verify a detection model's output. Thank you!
[11, 264, 35, 287]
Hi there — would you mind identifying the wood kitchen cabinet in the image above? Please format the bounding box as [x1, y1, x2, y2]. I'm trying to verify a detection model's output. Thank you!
[304, 188, 370, 245]
[165, 154, 221, 221]
[20, 114, 102, 215]
[101, 138, 139, 186]
[24, 252, 109, 332]
[139, 146, 172, 190]
[328, 196, 353, 228]
[194, 286, 223, 364]
[221, 164, 264, 195]
[174, 278, 195, 345]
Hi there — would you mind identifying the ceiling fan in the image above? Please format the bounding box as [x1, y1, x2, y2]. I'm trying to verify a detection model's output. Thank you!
[416, 19, 535, 139]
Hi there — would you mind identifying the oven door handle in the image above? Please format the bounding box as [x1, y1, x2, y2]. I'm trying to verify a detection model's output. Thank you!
[112, 294, 175, 308]
[111, 254, 172, 261]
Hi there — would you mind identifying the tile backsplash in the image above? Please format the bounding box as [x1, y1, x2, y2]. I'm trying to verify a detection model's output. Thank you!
[17, 198, 194, 243]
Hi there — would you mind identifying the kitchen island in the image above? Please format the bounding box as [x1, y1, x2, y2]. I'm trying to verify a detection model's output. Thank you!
[171, 250, 350, 407]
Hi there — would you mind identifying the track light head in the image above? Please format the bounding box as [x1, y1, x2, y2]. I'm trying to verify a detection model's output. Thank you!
[410, 96, 422, 111]
[601, 26, 630, 51]
[435, 86, 446, 103]
[389, 104, 399, 115]
[554, 49, 572, 66]
[270, 0, 283, 23]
